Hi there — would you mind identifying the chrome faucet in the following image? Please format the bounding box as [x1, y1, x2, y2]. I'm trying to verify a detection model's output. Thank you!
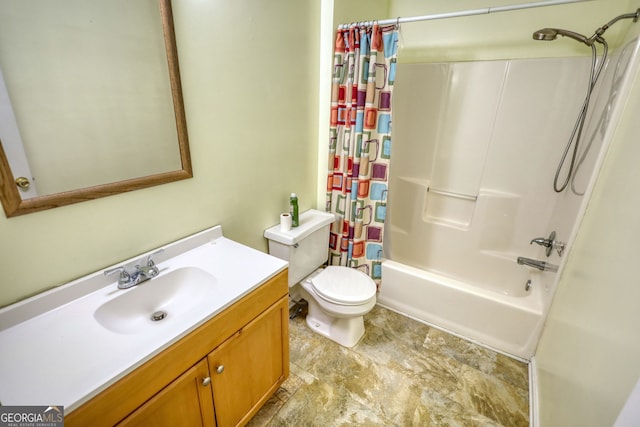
[104, 249, 164, 289]
[517, 256, 558, 272]
[530, 237, 550, 246]
[530, 231, 565, 257]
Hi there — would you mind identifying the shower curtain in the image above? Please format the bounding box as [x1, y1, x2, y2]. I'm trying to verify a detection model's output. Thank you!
[326, 23, 399, 285]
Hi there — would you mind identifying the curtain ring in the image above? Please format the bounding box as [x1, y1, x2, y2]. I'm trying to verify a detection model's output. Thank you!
[396, 16, 401, 28]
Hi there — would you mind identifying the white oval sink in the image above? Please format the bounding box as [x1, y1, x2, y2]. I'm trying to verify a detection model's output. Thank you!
[94, 267, 218, 334]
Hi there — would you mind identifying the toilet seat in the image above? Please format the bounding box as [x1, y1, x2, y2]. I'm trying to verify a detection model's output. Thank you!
[311, 266, 376, 306]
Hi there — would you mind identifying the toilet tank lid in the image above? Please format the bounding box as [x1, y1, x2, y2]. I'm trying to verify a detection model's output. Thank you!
[264, 209, 336, 245]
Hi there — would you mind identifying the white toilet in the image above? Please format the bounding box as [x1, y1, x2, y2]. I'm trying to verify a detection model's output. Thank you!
[264, 209, 377, 347]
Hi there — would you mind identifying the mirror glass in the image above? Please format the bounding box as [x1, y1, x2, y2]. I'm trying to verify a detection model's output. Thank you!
[0, 0, 191, 217]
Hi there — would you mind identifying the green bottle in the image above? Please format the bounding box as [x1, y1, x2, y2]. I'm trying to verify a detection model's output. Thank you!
[289, 193, 299, 227]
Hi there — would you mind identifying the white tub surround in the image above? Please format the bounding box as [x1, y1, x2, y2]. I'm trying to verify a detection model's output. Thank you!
[0, 226, 287, 412]
[382, 32, 640, 361]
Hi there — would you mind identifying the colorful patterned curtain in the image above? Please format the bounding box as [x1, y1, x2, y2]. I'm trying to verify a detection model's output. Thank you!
[326, 24, 399, 287]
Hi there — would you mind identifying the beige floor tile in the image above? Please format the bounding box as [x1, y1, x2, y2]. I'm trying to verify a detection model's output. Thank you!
[250, 305, 529, 426]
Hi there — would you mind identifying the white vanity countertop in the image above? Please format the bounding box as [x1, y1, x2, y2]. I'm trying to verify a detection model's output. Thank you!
[0, 226, 287, 412]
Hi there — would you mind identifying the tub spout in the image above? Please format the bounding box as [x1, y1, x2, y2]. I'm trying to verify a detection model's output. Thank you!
[517, 256, 558, 272]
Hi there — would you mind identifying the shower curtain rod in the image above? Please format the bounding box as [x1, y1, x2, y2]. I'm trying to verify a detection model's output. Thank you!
[337, 0, 592, 29]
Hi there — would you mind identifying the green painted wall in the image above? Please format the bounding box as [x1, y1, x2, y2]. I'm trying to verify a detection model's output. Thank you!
[0, 0, 321, 307]
[394, 0, 634, 62]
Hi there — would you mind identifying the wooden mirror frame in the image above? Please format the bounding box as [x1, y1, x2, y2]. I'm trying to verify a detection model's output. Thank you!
[0, 0, 191, 218]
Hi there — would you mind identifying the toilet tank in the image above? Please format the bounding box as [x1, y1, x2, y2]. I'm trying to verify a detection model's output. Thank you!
[264, 209, 336, 287]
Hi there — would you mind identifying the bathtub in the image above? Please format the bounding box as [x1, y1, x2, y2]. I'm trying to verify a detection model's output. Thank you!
[380, 47, 635, 361]
[377, 259, 545, 360]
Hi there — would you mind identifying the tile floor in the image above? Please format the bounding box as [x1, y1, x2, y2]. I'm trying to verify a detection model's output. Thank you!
[248, 305, 529, 426]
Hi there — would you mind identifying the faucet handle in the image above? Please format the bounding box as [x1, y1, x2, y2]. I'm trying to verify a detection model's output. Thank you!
[104, 266, 131, 285]
[530, 235, 554, 257]
[530, 231, 565, 257]
[145, 249, 165, 267]
[530, 237, 552, 247]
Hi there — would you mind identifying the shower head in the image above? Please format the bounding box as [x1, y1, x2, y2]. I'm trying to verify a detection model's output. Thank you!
[532, 28, 592, 46]
[533, 9, 640, 48]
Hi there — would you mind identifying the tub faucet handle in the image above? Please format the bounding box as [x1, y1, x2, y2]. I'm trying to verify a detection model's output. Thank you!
[530, 231, 565, 257]
[530, 237, 552, 247]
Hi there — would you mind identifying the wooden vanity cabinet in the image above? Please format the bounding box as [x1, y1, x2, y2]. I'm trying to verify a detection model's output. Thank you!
[118, 359, 216, 427]
[65, 269, 289, 427]
[208, 295, 287, 426]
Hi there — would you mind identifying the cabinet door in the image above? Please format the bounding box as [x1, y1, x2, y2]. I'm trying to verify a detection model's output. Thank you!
[118, 359, 216, 427]
[208, 297, 288, 427]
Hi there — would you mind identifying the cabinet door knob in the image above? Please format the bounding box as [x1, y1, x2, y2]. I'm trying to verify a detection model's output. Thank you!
[216, 365, 224, 374]
[202, 376, 211, 386]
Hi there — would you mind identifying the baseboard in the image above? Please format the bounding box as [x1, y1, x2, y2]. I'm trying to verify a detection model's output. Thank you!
[529, 356, 539, 427]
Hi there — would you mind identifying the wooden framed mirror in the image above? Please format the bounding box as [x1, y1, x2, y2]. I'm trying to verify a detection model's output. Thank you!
[0, 0, 191, 217]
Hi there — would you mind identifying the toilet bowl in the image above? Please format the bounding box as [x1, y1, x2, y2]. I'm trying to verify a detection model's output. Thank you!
[264, 209, 378, 347]
[297, 266, 376, 347]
